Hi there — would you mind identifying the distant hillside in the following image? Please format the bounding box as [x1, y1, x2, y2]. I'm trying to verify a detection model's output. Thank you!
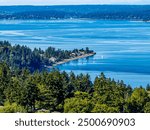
[0, 5, 150, 20]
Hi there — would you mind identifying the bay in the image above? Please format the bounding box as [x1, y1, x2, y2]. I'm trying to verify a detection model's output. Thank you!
[0, 20, 150, 87]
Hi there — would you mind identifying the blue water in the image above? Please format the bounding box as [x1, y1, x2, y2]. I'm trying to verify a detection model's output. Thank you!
[0, 20, 150, 87]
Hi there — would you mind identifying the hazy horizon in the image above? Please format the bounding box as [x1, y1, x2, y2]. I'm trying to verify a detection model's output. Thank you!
[0, 0, 150, 6]
[0, 4, 150, 6]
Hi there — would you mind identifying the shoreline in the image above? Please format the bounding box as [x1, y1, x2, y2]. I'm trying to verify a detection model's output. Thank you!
[46, 52, 96, 69]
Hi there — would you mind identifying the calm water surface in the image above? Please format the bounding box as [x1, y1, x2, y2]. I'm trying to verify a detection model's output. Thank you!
[0, 20, 150, 87]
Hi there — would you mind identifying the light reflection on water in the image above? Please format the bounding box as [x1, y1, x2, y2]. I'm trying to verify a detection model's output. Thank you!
[0, 20, 150, 87]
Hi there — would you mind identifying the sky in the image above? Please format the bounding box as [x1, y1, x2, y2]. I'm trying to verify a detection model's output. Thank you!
[0, 0, 149, 5]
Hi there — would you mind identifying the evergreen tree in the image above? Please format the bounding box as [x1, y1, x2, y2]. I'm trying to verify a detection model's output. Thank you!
[23, 77, 39, 112]
[64, 91, 93, 113]
[127, 88, 149, 112]
[0, 62, 11, 105]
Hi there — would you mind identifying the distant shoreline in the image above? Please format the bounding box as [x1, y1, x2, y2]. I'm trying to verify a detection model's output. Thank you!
[46, 52, 96, 69]
[1, 5, 150, 21]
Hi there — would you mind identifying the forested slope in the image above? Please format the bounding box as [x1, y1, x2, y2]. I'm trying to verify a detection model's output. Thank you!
[0, 5, 150, 21]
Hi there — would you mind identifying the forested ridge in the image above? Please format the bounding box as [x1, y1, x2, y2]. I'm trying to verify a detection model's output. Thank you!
[1, 5, 150, 21]
[0, 41, 150, 113]
[0, 41, 93, 72]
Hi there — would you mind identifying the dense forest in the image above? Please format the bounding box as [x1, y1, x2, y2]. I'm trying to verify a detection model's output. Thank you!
[0, 62, 150, 113]
[0, 41, 94, 72]
[0, 41, 150, 113]
[0, 5, 150, 21]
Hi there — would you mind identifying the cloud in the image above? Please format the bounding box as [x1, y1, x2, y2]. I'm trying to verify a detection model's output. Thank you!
[0, 0, 149, 5]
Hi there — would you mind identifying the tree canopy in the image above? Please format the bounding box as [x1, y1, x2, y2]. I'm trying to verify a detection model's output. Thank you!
[0, 62, 150, 113]
[0, 41, 94, 72]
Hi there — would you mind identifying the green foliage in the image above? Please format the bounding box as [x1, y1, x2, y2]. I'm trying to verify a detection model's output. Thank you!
[37, 70, 64, 112]
[144, 102, 150, 113]
[127, 88, 149, 112]
[93, 73, 131, 112]
[92, 104, 119, 113]
[0, 41, 150, 113]
[4, 77, 24, 104]
[0, 61, 150, 113]
[0, 62, 11, 105]
[64, 91, 93, 113]
[0, 41, 45, 71]
[36, 109, 50, 113]
[94, 73, 107, 96]
[0, 41, 93, 72]
[23, 77, 40, 112]
[0, 102, 26, 113]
